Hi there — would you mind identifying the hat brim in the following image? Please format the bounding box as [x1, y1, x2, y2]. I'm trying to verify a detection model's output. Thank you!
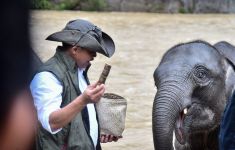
[46, 30, 115, 58]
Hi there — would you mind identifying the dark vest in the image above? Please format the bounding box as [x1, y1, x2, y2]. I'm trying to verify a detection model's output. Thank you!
[36, 47, 101, 150]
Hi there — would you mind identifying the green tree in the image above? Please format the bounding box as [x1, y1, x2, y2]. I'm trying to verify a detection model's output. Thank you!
[31, 0, 52, 9]
[80, 0, 107, 11]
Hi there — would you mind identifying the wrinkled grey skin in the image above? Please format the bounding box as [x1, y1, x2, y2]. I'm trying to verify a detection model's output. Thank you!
[152, 41, 235, 150]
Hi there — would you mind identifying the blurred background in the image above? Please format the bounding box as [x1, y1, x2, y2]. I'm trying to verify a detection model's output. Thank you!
[30, 1, 235, 149]
[31, 0, 235, 13]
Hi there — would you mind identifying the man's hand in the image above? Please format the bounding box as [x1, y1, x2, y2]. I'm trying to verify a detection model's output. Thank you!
[81, 82, 105, 104]
[100, 134, 123, 143]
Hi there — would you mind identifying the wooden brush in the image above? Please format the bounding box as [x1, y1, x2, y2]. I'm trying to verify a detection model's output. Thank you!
[98, 64, 111, 84]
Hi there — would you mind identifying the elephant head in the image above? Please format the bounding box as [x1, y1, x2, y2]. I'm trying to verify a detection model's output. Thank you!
[152, 40, 235, 150]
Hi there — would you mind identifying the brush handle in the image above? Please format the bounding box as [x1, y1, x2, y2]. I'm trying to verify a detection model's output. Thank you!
[98, 64, 111, 84]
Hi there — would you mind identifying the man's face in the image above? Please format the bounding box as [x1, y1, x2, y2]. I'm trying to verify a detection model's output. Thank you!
[73, 46, 97, 68]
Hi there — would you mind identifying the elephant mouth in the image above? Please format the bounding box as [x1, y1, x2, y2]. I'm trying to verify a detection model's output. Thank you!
[175, 108, 188, 145]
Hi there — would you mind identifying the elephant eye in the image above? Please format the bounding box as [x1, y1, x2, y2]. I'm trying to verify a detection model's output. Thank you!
[193, 65, 210, 82]
[197, 72, 206, 79]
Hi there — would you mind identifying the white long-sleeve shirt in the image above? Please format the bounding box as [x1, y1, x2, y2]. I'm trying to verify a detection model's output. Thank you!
[30, 69, 98, 146]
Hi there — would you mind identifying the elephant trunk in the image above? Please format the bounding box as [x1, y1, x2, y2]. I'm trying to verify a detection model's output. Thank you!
[152, 81, 190, 150]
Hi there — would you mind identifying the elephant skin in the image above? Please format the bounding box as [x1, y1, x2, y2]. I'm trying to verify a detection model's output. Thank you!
[152, 40, 235, 150]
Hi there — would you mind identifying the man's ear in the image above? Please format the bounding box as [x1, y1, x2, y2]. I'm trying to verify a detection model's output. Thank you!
[71, 46, 78, 55]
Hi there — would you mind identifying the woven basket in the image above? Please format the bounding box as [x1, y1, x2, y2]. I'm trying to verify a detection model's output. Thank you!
[96, 93, 127, 136]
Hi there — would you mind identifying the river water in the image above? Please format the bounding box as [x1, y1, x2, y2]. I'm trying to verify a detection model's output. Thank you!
[30, 11, 235, 150]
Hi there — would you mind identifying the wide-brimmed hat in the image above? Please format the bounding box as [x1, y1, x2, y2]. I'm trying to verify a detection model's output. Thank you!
[46, 19, 115, 57]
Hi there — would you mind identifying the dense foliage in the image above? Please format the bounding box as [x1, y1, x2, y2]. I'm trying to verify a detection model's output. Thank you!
[31, 0, 107, 10]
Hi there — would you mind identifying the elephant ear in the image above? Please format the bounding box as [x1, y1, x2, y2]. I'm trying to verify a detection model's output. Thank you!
[214, 41, 235, 98]
[214, 41, 235, 65]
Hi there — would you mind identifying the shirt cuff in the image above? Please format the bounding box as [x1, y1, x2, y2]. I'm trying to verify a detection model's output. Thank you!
[41, 108, 62, 134]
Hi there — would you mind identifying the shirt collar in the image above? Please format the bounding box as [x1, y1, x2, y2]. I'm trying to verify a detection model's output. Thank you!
[78, 67, 85, 72]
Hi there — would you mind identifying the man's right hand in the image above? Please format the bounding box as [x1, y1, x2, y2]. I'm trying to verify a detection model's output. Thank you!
[81, 82, 105, 104]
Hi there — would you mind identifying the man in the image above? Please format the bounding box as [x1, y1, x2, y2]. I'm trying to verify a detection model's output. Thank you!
[30, 19, 119, 150]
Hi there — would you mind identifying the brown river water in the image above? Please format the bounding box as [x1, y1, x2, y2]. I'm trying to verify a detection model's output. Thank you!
[30, 11, 235, 150]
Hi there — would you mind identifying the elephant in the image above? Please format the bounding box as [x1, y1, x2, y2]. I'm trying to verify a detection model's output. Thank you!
[152, 40, 235, 150]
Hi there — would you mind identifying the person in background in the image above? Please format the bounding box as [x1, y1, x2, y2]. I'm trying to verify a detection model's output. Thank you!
[219, 90, 235, 150]
[0, 0, 38, 149]
[30, 19, 121, 150]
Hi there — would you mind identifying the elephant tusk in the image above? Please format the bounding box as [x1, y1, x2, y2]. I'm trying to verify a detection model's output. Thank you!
[183, 108, 188, 115]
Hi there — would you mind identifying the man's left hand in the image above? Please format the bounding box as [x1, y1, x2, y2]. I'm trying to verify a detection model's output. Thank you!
[100, 134, 122, 143]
